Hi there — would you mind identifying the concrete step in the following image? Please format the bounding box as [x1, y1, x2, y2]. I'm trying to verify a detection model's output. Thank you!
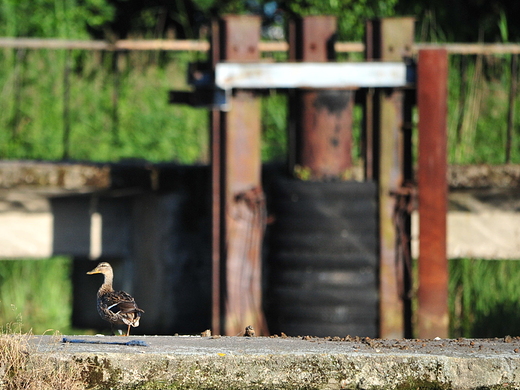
[28, 335, 520, 389]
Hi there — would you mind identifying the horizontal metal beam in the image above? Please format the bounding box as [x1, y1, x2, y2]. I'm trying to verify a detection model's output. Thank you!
[215, 62, 413, 90]
[2, 38, 520, 55]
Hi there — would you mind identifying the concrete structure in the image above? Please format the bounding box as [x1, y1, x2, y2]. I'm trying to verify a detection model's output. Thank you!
[28, 334, 520, 389]
[413, 188, 520, 260]
[5, 190, 519, 261]
[2, 163, 518, 262]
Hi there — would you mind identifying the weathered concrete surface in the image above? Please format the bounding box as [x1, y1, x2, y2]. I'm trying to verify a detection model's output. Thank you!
[411, 188, 520, 260]
[30, 335, 520, 389]
[0, 160, 111, 192]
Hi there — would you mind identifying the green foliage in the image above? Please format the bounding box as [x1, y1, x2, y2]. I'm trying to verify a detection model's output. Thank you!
[192, 0, 216, 13]
[190, 0, 398, 40]
[0, 0, 518, 166]
[396, 0, 520, 42]
[0, 49, 209, 163]
[217, 0, 250, 15]
[0, 257, 73, 334]
[261, 92, 287, 162]
[447, 55, 520, 164]
[0, 0, 114, 38]
[497, 9, 509, 43]
[449, 259, 520, 338]
[279, 0, 397, 40]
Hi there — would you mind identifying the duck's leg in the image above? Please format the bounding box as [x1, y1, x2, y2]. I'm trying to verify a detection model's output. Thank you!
[126, 324, 131, 337]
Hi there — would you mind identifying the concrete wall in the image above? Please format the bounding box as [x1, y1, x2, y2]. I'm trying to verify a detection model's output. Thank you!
[3, 189, 518, 262]
[411, 188, 520, 260]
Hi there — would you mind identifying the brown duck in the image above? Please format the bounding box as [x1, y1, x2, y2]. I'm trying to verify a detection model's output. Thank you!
[87, 262, 144, 336]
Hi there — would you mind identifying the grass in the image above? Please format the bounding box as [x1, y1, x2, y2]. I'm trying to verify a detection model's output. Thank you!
[0, 49, 209, 163]
[0, 257, 74, 335]
[447, 54, 520, 164]
[0, 47, 294, 164]
[1, 47, 519, 165]
[261, 92, 288, 162]
[449, 258, 520, 338]
[0, 324, 88, 389]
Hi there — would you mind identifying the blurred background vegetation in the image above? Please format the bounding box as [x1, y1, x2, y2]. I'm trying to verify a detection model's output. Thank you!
[0, 0, 519, 337]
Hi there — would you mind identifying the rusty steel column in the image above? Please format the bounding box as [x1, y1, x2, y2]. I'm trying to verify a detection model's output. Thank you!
[417, 49, 449, 339]
[288, 16, 354, 180]
[211, 15, 268, 336]
[365, 17, 415, 338]
[210, 19, 223, 336]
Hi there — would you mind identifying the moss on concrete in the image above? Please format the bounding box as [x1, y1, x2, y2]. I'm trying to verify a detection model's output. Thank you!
[28, 336, 520, 389]
[75, 355, 123, 388]
[395, 378, 452, 390]
[67, 354, 457, 390]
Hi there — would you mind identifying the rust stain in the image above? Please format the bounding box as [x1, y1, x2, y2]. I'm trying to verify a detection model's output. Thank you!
[298, 90, 355, 180]
[225, 187, 269, 336]
[290, 16, 354, 181]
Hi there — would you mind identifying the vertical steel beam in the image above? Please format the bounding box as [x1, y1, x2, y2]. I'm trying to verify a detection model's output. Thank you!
[417, 49, 449, 339]
[210, 19, 223, 336]
[365, 17, 415, 338]
[210, 108, 223, 335]
[290, 16, 336, 62]
[211, 15, 267, 336]
[289, 16, 354, 180]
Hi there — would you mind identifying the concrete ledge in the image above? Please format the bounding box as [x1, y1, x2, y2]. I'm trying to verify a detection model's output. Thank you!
[0, 160, 111, 192]
[30, 335, 520, 389]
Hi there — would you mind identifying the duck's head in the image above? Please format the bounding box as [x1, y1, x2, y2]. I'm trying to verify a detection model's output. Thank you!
[87, 262, 113, 275]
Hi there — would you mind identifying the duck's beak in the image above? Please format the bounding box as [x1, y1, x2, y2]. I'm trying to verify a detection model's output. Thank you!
[87, 267, 101, 275]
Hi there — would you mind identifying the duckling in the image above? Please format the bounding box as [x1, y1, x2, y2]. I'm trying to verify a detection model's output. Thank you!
[87, 262, 144, 336]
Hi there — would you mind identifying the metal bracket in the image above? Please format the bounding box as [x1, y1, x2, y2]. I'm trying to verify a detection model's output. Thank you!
[169, 88, 230, 111]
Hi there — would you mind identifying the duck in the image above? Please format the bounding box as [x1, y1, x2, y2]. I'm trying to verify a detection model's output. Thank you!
[87, 262, 144, 336]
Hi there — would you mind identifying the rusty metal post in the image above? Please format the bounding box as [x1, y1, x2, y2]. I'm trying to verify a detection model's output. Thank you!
[417, 49, 449, 339]
[288, 16, 354, 180]
[211, 15, 268, 336]
[365, 17, 415, 338]
[210, 19, 223, 336]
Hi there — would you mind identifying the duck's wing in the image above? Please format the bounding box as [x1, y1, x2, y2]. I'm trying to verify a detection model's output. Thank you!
[102, 291, 144, 315]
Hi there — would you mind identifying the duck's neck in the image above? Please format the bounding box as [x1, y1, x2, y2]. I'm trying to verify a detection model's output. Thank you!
[98, 272, 114, 296]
